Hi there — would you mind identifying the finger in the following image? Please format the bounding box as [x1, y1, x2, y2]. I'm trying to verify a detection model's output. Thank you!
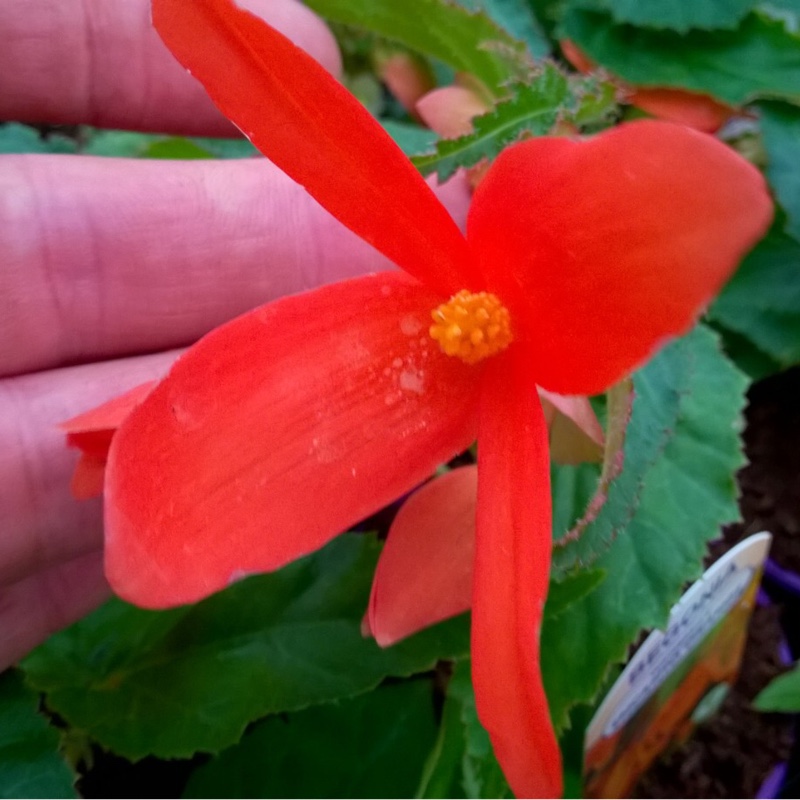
[0, 0, 341, 135]
[1, 155, 472, 377]
[0, 351, 178, 586]
[0, 551, 109, 670]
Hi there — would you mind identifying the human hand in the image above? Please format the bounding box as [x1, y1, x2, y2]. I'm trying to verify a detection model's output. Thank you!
[0, 0, 471, 669]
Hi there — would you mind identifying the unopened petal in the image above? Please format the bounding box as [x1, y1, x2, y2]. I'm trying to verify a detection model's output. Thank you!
[60, 381, 157, 497]
[368, 465, 477, 646]
[539, 390, 604, 465]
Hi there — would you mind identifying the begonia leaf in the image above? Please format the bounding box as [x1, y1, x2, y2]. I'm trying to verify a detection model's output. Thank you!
[551, 373, 677, 576]
[21, 535, 469, 760]
[0, 123, 76, 155]
[569, 0, 758, 32]
[453, 0, 550, 57]
[545, 568, 607, 619]
[754, 662, 800, 712]
[467, 120, 771, 395]
[103, 273, 479, 609]
[561, 8, 800, 105]
[0, 671, 76, 799]
[417, 660, 512, 799]
[182, 680, 438, 798]
[759, 100, 800, 242]
[153, 0, 478, 295]
[413, 69, 617, 182]
[710, 225, 800, 370]
[303, 0, 532, 92]
[541, 325, 748, 730]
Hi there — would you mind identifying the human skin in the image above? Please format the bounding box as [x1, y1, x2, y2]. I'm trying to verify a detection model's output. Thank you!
[0, 0, 470, 669]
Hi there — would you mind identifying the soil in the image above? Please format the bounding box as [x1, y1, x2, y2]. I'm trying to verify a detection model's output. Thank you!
[635, 365, 800, 799]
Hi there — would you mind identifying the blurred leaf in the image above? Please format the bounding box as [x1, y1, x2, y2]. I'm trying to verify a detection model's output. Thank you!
[710, 225, 800, 370]
[187, 137, 259, 158]
[381, 120, 439, 156]
[141, 138, 215, 159]
[454, 0, 551, 57]
[0, 671, 76, 799]
[417, 661, 512, 799]
[183, 680, 438, 798]
[569, 0, 757, 32]
[412, 66, 615, 180]
[304, 0, 532, 93]
[709, 322, 784, 381]
[80, 129, 258, 159]
[754, 662, 800, 711]
[0, 123, 76, 154]
[759, 100, 800, 240]
[561, 8, 800, 105]
[542, 325, 748, 730]
[80, 130, 163, 157]
[22, 535, 469, 760]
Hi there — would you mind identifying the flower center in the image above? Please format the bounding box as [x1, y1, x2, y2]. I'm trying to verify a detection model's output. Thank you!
[429, 290, 513, 364]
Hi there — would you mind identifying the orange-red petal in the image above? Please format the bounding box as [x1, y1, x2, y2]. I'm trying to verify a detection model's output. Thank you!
[152, 0, 478, 295]
[60, 381, 158, 498]
[629, 87, 735, 134]
[60, 381, 158, 442]
[468, 121, 772, 395]
[472, 351, 562, 798]
[367, 465, 477, 646]
[539, 390, 604, 465]
[104, 272, 480, 608]
[71, 455, 108, 500]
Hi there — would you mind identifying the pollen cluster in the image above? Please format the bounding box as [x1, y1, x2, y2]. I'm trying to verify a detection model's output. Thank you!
[429, 290, 513, 364]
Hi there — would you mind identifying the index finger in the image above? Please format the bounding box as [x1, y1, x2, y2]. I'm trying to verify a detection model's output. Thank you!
[0, 0, 341, 135]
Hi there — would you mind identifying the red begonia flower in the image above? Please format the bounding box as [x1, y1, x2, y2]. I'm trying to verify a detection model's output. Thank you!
[64, 0, 772, 795]
[60, 381, 157, 499]
[561, 39, 736, 133]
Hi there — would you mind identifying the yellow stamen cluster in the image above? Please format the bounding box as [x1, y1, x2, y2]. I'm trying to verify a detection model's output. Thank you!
[429, 290, 513, 364]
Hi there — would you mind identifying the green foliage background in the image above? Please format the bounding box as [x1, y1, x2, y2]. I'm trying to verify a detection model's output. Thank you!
[3, 0, 799, 796]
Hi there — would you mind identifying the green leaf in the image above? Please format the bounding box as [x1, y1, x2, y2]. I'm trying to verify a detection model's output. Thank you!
[454, 0, 551, 57]
[140, 138, 215, 160]
[303, 0, 532, 93]
[417, 661, 512, 799]
[545, 568, 607, 620]
[412, 66, 567, 179]
[710, 225, 800, 369]
[561, 8, 800, 105]
[0, 123, 76, 154]
[542, 325, 748, 730]
[551, 363, 682, 576]
[411, 67, 616, 181]
[80, 130, 258, 159]
[569, 0, 758, 32]
[381, 120, 439, 156]
[0, 671, 76, 799]
[754, 662, 800, 712]
[759, 100, 800, 241]
[21, 535, 469, 761]
[709, 322, 784, 381]
[183, 680, 438, 798]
